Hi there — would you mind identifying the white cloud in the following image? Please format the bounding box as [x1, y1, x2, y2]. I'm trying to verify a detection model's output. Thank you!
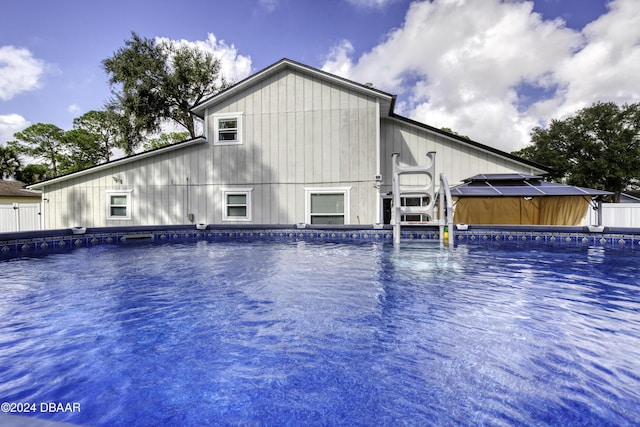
[322, 40, 356, 78]
[0, 46, 46, 101]
[322, 0, 640, 153]
[67, 104, 81, 115]
[548, 0, 640, 118]
[155, 33, 252, 85]
[0, 114, 30, 145]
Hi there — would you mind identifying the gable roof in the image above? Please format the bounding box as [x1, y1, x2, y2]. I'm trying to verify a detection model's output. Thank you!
[191, 58, 396, 118]
[451, 174, 612, 197]
[0, 180, 41, 197]
[193, 58, 550, 174]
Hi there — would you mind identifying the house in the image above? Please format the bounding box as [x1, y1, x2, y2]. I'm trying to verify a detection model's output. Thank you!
[0, 180, 42, 232]
[29, 58, 549, 230]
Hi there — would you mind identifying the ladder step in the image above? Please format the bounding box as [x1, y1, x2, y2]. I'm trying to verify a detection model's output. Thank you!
[400, 206, 433, 215]
[395, 166, 434, 174]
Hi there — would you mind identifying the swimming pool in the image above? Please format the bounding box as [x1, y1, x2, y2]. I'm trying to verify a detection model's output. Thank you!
[1, 240, 639, 426]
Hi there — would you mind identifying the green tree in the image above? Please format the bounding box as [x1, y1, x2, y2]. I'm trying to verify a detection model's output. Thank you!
[0, 145, 22, 179]
[143, 131, 190, 151]
[102, 32, 227, 148]
[59, 129, 103, 174]
[73, 109, 124, 161]
[15, 163, 52, 185]
[10, 123, 66, 176]
[513, 102, 640, 202]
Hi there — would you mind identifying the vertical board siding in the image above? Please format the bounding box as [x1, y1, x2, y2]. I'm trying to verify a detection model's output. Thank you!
[380, 119, 539, 195]
[41, 68, 381, 228]
[40, 65, 543, 229]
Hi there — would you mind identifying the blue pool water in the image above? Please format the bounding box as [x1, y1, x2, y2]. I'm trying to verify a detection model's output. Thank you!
[1, 241, 639, 426]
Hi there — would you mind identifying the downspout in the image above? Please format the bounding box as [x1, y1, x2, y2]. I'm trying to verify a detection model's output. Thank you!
[40, 188, 46, 230]
[375, 100, 382, 225]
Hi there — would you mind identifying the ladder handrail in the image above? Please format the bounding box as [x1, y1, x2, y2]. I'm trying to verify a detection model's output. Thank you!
[439, 173, 455, 246]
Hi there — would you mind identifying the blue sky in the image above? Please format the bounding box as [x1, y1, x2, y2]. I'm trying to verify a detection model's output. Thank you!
[1, 0, 638, 154]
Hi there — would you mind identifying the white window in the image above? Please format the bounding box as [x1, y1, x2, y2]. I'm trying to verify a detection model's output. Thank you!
[106, 190, 132, 220]
[401, 196, 432, 222]
[222, 188, 252, 221]
[213, 112, 243, 145]
[305, 187, 351, 225]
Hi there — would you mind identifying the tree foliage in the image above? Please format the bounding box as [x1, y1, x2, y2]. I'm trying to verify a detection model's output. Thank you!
[143, 131, 190, 151]
[102, 32, 227, 149]
[0, 145, 22, 179]
[9, 123, 66, 176]
[513, 102, 640, 201]
[15, 164, 52, 184]
[73, 110, 124, 160]
[9, 117, 117, 178]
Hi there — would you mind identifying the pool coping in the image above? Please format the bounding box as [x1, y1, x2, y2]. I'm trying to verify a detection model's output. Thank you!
[2, 224, 640, 259]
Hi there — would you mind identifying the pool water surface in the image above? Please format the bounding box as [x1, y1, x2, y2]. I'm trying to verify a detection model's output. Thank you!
[1, 241, 639, 426]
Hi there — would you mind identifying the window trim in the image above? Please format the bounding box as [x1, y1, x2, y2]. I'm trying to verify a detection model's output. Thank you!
[212, 112, 243, 145]
[105, 189, 133, 221]
[400, 196, 433, 223]
[304, 187, 351, 225]
[222, 188, 253, 221]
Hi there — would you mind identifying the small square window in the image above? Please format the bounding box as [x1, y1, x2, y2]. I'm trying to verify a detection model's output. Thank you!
[213, 113, 243, 145]
[106, 190, 132, 220]
[222, 188, 252, 221]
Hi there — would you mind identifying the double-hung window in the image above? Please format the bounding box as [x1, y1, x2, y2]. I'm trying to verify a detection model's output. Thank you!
[106, 190, 132, 220]
[222, 188, 252, 221]
[305, 187, 351, 225]
[213, 113, 243, 145]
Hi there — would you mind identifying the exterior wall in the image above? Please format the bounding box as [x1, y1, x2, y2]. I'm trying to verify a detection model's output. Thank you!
[37, 65, 549, 230]
[202, 68, 379, 226]
[380, 118, 544, 193]
[41, 68, 380, 228]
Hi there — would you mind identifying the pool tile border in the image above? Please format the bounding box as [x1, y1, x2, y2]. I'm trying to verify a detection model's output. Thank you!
[2, 225, 640, 259]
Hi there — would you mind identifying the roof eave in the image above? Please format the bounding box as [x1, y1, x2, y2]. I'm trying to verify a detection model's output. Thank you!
[28, 137, 207, 189]
[387, 113, 553, 174]
[191, 58, 395, 118]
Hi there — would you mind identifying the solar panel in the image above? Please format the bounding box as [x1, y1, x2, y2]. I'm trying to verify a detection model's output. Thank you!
[451, 175, 613, 197]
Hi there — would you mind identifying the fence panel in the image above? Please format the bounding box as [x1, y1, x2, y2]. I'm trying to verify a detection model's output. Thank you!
[0, 203, 42, 232]
[587, 203, 640, 227]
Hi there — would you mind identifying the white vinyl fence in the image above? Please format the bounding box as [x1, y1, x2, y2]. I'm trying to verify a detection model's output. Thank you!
[587, 203, 640, 227]
[0, 203, 42, 232]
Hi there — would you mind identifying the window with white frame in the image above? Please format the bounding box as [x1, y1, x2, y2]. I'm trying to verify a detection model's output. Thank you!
[106, 190, 132, 220]
[401, 196, 432, 222]
[305, 187, 351, 225]
[222, 188, 252, 221]
[213, 113, 243, 144]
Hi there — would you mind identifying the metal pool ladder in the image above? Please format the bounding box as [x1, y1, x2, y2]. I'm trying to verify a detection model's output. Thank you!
[391, 152, 455, 246]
